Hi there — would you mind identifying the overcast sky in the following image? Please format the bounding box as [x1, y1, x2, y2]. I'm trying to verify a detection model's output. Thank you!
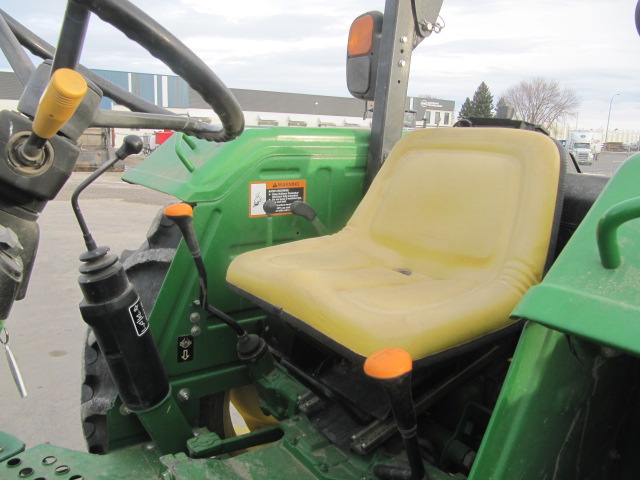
[2, 0, 640, 131]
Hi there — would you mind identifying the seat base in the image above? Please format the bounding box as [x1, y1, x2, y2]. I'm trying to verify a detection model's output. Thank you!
[228, 282, 524, 368]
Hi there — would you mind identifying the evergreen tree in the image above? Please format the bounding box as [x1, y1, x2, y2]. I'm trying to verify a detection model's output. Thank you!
[458, 97, 475, 119]
[472, 82, 494, 118]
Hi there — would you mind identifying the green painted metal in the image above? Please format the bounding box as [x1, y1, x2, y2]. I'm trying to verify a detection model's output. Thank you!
[0, 431, 24, 462]
[468, 153, 640, 478]
[175, 133, 197, 172]
[135, 389, 194, 455]
[123, 127, 370, 206]
[163, 415, 465, 480]
[2, 383, 467, 480]
[266, 215, 274, 246]
[597, 196, 640, 269]
[469, 322, 638, 479]
[512, 153, 640, 356]
[1, 443, 164, 479]
[187, 426, 283, 458]
[103, 127, 369, 450]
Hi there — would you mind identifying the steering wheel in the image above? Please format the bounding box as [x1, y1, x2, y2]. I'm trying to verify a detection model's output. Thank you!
[0, 0, 244, 143]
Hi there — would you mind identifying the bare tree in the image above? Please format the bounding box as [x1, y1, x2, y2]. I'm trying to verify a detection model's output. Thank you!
[502, 78, 580, 128]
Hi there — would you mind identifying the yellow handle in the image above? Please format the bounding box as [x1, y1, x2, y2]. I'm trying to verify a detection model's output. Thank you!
[32, 68, 88, 139]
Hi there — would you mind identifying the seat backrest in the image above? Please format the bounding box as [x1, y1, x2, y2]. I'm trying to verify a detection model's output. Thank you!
[348, 128, 563, 283]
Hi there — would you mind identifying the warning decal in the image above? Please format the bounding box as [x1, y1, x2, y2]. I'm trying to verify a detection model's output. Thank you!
[177, 335, 194, 363]
[250, 180, 306, 217]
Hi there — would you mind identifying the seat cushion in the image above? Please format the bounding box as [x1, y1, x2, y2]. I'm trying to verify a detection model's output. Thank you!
[227, 128, 562, 360]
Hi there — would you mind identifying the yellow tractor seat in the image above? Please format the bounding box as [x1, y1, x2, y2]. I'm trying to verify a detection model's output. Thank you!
[227, 128, 565, 363]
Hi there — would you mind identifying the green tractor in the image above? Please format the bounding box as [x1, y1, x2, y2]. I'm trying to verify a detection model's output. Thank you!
[0, 1, 638, 479]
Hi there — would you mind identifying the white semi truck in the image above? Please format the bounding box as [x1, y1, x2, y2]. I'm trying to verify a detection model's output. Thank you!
[566, 130, 602, 165]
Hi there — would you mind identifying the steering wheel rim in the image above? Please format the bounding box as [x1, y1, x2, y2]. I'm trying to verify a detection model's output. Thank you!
[76, 0, 244, 142]
[4, 0, 244, 143]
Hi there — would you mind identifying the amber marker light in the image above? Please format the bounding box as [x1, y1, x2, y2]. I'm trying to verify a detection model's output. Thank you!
[348, 14, 375, 56]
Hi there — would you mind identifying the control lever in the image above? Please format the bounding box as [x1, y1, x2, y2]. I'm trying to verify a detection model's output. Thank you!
[163, 204, 271, 362]
[263, 199, 277, 247]
[290, 201, 327, 236]
[365, 348, 429, 480]
[72, 136, 144, 252]
[163, 204, 247, 337]
[74, 137, 194, 454]
[17, 68, 87, 167]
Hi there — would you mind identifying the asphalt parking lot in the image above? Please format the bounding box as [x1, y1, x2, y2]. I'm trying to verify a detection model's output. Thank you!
[579, 151, 634, 176]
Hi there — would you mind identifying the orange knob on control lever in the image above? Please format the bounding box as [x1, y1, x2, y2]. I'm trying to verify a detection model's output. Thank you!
[20, 68, 88, 164]
[365, 348, 430, 480]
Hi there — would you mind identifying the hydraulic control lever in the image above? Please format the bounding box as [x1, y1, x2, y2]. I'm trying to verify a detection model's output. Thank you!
[10, 68, 87, 170]
[163, 205, 247, 334]
[163, 204, 269, 362]
[165, 202, 300, 417]
[290, 200, 327, 236]
[73, 137, 193, 454]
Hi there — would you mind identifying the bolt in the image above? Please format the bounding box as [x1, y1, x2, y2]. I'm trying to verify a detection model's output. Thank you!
[318, 463, 328, 473]
[400, 35, 408, 43]
[191, 325, 201, 337]
[177, 388, 191, 402]
[398, 60, 406, 67]
[119, 404, 131, 416]
[288, 437, 298, 446]
[144, 443, 156, 452]
[190, 312, 201, 323]
[419, 19, 434, 31]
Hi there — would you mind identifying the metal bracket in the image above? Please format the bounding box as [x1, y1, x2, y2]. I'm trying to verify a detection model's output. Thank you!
[412, 0, 445, 39]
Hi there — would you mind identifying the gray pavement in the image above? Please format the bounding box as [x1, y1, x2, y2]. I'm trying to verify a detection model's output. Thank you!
[1, 172, 175, 451]
[579, 151, 636, 177]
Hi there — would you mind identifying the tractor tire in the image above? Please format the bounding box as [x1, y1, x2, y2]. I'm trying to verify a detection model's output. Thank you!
[80, 207, 228, 454]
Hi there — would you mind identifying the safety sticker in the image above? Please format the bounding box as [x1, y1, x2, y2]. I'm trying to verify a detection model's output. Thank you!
[249, 180, 306, 217]
[129, 300, 149, 337]
[177, 335, 194, 363]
